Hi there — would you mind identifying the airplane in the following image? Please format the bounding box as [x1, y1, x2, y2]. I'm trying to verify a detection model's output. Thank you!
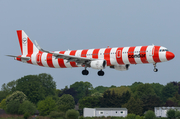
[7, 30, 175, 76]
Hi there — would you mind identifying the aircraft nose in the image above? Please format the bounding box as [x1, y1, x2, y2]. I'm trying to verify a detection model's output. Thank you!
[166, 51, 175, 60]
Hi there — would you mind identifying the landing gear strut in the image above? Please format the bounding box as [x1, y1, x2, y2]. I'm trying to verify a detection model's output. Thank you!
[98, 70, 105, 76]
[153, 63, 158, 72]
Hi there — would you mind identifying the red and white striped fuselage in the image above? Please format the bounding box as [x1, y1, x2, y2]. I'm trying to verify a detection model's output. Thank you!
[8, 30, 175, 76]
[16, 45, 174, 68]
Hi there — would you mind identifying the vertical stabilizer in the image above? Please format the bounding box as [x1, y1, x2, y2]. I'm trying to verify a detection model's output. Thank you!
[17, 30, 39, 55]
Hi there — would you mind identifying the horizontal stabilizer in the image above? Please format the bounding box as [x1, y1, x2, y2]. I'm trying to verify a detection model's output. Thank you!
[6, 55, 30, 61]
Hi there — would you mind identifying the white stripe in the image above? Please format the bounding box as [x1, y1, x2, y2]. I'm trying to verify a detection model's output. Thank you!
[86, 49, 93, 59]
[110, 47, 118, 65]
[159, 46, 168, 62]
[52, 51, 61, 68]
[122, 47, 130, 64]
[98, 48, 106, 60]
[64, 51, 72, 68]
[134, 46, 143, 64]
[146, 46, 155, 63]
[31, 53, 38, 65]
[41, 53, 49, 67]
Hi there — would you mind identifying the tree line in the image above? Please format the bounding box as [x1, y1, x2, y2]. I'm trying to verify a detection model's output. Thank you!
[0, 73, 180, 118]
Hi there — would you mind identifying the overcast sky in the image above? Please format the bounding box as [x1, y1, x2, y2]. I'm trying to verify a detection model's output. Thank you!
[0, 1, 179, 90]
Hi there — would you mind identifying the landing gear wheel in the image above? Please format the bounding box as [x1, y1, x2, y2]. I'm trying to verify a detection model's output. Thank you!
[82, 70, 89, 75]
[153, 63, 158, 72]
[98, 70, 104, 76]
[153, 68, 158, 72]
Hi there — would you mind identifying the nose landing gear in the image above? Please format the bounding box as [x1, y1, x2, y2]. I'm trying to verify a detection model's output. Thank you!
[153, 63, 158, 72]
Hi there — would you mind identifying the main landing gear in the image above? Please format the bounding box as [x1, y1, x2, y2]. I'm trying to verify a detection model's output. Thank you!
[98, 70, 105, 76]
[82, 69, 105, 76]
[153, 63, 158, 72]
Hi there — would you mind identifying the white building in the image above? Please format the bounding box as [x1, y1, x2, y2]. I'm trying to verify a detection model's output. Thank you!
[154, 107, 180, 117]
[83, 108, 128, 117]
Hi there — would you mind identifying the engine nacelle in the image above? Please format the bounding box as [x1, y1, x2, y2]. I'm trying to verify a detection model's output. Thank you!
[110, 64, 130, 71]
[90, 60, 107, 69]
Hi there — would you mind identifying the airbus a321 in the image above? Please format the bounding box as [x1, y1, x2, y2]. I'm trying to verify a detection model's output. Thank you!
[7, 30, 175, 76]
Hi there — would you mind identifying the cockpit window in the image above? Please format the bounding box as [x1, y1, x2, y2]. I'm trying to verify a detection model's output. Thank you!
[159, 49, 169, 52]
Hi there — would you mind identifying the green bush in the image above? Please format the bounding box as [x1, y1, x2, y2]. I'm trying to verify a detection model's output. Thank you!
[135, 115, 144, 119]
[18, 100, 36, 115]
[144, 110, 155, 119]
[175, 111, 180, 118]
[126, 114, 136, 119]
[167, 109, 176, 119]
[24, 112, 30, 119]
[65, 109, 79, 119]
[49, 111, 65, 118]
[6, 100, 20, 114]
[37, 97, 57, 116]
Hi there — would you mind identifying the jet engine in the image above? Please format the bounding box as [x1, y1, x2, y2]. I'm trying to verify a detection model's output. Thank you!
[110, 64, 130, 71]
[90, 60, 107, 69]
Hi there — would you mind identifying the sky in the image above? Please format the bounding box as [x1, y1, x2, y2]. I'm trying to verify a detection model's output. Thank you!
[0, 1, 179, 90]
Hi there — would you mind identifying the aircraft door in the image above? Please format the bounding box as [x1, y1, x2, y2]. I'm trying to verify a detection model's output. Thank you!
[36, 53, 42, 63]
[148, 46, 155, 56]
[116, 50, 121, 58]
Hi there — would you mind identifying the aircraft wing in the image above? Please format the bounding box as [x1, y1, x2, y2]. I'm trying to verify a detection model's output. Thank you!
[34, 40, 96, 65]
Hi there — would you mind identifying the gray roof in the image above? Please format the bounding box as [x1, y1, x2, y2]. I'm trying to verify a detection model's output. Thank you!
[95, 108, 127, 111]
[155, 107, 180, 110]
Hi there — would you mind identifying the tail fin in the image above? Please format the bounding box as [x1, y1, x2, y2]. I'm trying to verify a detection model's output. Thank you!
[17, 30, 39, 55]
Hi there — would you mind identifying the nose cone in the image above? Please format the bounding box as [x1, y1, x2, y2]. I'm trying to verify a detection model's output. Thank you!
[166, 52, 175, 60]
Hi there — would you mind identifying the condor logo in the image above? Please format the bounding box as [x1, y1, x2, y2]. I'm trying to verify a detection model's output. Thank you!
[128, 54, 146, 58]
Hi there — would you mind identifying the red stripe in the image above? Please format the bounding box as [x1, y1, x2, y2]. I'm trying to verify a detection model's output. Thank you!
[116, 47, 124, 65]
[140, 46, 149, 63]
[128, 47, 136, 64]
[27, 37, 33, 54]
[17, 30, 23, 54]
[36, 51, 44, 66]
[17, 55, 22, 61]
[81, 49, 88, 57]
[46, 54, 55, 68]
[58, 51, 66, 68]
[26, 54, 32, 64]
[104, 48, 112, 66]
[153, 46, 161, 63]
[69, 50, 78, 67]
[92, 49, 100, 59]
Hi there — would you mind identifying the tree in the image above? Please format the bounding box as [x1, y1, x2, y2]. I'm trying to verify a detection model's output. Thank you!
[0, 99, 6, 110]
[162, 83, 178, 102]
[167, 109, 176, 119]
[100, 90, 131, 107]
[37, 97, 57, 116]
[6, 91, 27, 104]
[57, 94, 75, 112]
[18, 100, 36, 115]
[151, 83, 164, 98]
[92, 85, 111, 93]
[122, 97, 143, 115]
[129, 82, 143, 93]
[6, 100, 20, 114]
[58, 87, 78, 104]
[141, 94, 162, 112]
[108, 86, 132, 96]
[70, 81, 93, 102]
[16, 73, 56, 104]
[79, 96, 100, 109]
[134, 83, 156, 99]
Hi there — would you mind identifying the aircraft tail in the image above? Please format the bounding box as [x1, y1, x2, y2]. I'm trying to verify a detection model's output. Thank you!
[17, 30, 39, 55]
